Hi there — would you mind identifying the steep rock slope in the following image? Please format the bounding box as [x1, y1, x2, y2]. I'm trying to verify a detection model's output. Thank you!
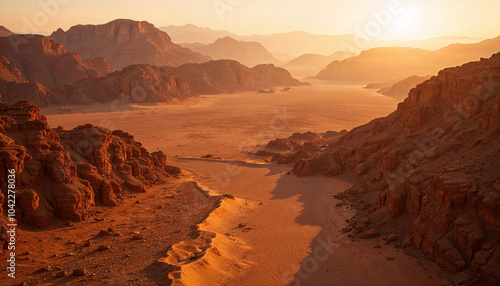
[0, 35, 114, 86]
[49, 19, 211, 70]
[289, 54, 500, 284]
[171, 60, 303, 94]
[0, 101, 180, 228]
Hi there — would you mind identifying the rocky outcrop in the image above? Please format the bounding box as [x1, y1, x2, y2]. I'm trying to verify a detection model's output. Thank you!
[0, 56, 27, 83]
[0, 101, 180, 228]
[1, 64, 195, 106]
[49, 19, 211, 70]
[0, 35, 115, 86]
[183, 36, 279, 67]
[316, 36, 500, 82]
[288, 54, 500, 284]
[171, 60, 303, 94]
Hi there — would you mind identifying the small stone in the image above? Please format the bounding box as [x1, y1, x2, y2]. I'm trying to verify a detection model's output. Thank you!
[361, 229, 380, 239]
[374, 244, 381, 248]
[386, 257, 395, 260]
[36, 266, 52, 273]
[56, 271, 67, 277]
[73, 269, 87, 276]
[132, 235, 144, 240]
[98, 229, 112, 236]
[135, 200, 142, 204]
[97, 245, 111, 251]
[386, 234, 398, 243]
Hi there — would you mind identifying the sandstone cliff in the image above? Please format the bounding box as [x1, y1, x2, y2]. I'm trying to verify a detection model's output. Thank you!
[171, 60, 303, 94]
[0, 35, 115, 86]
[0, 101, 180, 228]
[49, 19, 211, 70]
[275, 54, 500, 284]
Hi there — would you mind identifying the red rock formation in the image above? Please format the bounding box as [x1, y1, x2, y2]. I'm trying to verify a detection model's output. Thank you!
[171, 60, 303, 94]
[0, 56, 26, 83]
[1, 64, 195, 106]
[0, 101, 181, 228]
[0, 35, 115, 86]
[48, 19, 211, 70]
[294, 54, 500, 284]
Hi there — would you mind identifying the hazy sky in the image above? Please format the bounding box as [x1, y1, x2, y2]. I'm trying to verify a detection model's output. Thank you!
[1, 0, 500, 40]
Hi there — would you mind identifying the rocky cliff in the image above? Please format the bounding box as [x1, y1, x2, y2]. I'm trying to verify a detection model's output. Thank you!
[273, 54, 500, 284]
[0, 101, 180, 229]
[171, 60, 303, 94]
[49, 19, 211, 70]
[0, 35, 115, 86]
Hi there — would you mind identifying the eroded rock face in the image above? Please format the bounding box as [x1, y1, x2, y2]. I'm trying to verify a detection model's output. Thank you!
[1, 64, 195, 106]
[171, 60, 303, 94]
[291, 54, 500, 284]
[48, 19, 211, 70]
[0, 101, 180, 228]
[0, 35, 115, 86]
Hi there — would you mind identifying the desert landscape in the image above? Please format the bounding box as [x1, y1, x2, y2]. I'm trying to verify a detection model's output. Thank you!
[0, 1, 499, 285]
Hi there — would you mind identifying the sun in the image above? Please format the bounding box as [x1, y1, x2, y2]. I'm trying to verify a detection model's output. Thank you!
[390, 2, 423, 39]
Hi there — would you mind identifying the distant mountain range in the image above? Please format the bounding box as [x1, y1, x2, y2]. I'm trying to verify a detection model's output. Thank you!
[181, 36, 279, 67]
[161, 24, 483, 57]
[316, 36, 500, 82]
[284, 51, 357, 70]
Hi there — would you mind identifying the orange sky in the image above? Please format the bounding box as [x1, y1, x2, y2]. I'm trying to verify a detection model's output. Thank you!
[1, 0, 500, 40]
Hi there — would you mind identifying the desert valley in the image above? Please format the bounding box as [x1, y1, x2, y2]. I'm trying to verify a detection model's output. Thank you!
[0, 1, 499, 286]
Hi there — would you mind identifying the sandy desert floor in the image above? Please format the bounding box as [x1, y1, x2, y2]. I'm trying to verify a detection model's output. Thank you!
[35, 84, 449, 285]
